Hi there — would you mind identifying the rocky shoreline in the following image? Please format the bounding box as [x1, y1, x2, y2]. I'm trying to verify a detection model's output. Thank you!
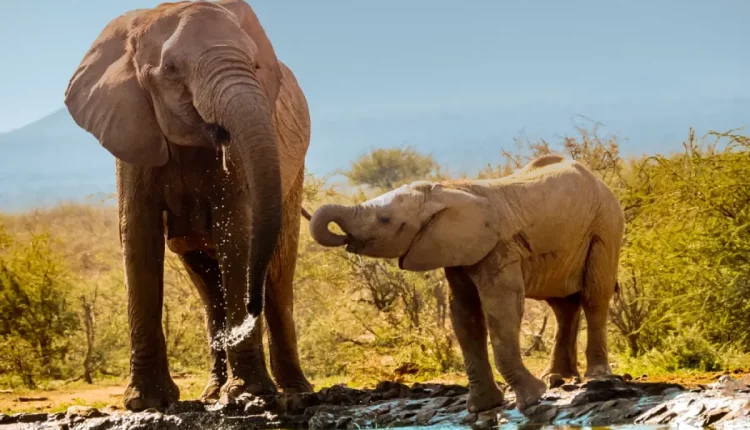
[1, 375, 748, 429]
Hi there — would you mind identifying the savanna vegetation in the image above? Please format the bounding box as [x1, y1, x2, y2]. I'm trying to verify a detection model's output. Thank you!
[1, 124, 748, 412]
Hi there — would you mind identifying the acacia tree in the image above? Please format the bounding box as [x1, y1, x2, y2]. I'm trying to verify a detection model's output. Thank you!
[344, 145, 442, 190]
[338, 148, 462, 373]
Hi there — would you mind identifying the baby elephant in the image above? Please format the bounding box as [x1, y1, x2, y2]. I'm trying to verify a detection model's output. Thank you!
[309, 155, 625, 412]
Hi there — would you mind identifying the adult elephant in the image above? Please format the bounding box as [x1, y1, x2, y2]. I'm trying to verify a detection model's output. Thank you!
[65, 0, 312, 410]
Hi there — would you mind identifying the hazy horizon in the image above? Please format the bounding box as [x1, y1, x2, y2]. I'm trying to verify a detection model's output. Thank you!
[1, 0, 748, 211]
[2, 0, 749, 132]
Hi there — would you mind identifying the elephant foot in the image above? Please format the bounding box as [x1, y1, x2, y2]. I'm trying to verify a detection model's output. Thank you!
[467, 383, 505, 413]
[513, 376, 547, 412]
[199, 376, 224, 403]
[220, 375, 278, 403]
[584, 363, 612, 378]
[540, 363, 581, 380]
[124, 373, 179, 411]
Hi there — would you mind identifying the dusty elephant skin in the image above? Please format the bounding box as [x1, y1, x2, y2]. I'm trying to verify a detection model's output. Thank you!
[2, 376, 749, 429]
[63, 0, 313, 411]
[309, 155, 626, 412]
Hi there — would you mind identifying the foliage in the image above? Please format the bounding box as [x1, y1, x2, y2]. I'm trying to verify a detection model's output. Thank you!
[1, 125, 748, 392]
[0, 228, 79, 387]
[344, 145, 443, 190]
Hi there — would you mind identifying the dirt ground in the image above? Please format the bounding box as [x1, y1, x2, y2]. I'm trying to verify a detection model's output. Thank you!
[639, 369, 750, 388]
[0, 374, 204, 414]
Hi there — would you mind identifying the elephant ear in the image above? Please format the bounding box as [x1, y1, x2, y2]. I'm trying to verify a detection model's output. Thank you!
[219, 0, 283, 108]
[64, 11, 169, 167]
[272, 62, 310, 198]
[400, 185, 499, 271]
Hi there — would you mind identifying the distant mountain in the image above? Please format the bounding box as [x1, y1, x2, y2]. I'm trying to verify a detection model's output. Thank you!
[0, 109, 116, 212]
[0, 98, 747, 212]
[304, 97, 749, 176]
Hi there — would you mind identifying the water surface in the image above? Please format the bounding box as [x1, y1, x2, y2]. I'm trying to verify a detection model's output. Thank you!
[273, 425, 670, 429]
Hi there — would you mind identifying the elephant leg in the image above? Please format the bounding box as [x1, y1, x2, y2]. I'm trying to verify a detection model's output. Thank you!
[542, 293, 582, 379]
[212, 202, 276, 400]
[264, 170, 312, 393]
[180, 250, 227, 402]
[582, 235, 619, 378]
[119, 168, 179, 411]
[467, 258, 546, 412]
[444, 267, 505, 413]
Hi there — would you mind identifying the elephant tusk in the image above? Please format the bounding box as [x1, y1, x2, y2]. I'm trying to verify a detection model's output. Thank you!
[221, 143, 229, 172]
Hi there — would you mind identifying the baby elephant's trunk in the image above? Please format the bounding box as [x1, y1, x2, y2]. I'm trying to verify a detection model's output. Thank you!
[309, 204, 353, 247]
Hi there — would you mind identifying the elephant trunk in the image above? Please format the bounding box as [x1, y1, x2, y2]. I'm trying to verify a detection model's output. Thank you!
[227, 93, 281, 319]
[309, 204, 355, 247]
[195, 56, 282, 319]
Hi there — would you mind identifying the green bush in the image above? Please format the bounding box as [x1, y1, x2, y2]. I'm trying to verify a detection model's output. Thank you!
[1, 126, 749, 390]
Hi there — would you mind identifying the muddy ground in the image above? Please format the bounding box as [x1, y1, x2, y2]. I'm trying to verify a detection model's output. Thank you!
[1, 374, 749, 429]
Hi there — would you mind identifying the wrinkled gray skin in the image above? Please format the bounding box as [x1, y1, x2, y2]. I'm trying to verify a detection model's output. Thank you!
[65, 0, 312, 411]
[310, 155, 625, 412]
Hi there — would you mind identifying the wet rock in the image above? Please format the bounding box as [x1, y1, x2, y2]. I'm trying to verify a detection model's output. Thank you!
[243, 398, 267, 415]
[444, 404, 468, 414]
[402, 400, 425, 411]
[101, 404, 120, 415]
[424, 396, 453, 409]
[14, 412, 49, 423]
[414, 408, 437, 424]
[49, 412, 66, 421]
[334, 415, 351, 428]
[277, 392, 318, 414]
[662, 387, 682, 396]
[572, 402, 599, 419]
[8, 379, 750, 429]
[633, 381, 685, 396]
[712, 375, 746, 392]
[546, 373, 565, 389]
[523, 404, 557, 423]
[587, 409, 624, 426]
[571, 379, 642, 405]
[440, 384, 470, 397]
[66, 406, 104, 419]
[164, 400, 205, 415]
[375, 380, 409, 395]
[382, 388, 400, 400]
[537, 405, 558, 423]
[635, 403, 668, 423]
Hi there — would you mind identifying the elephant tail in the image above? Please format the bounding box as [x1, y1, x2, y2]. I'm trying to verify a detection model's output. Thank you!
[301, 207, 312, 221]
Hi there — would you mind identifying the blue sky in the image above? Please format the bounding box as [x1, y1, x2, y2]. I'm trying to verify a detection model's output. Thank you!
[0, 0, 748, 134]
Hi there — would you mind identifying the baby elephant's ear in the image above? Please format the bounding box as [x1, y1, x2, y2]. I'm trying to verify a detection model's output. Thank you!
[400, 186, 499, 271]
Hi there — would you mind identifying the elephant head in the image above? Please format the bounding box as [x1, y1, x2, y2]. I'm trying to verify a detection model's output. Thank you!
[309, 182, 500, 271]
[64, 0, 283, 318]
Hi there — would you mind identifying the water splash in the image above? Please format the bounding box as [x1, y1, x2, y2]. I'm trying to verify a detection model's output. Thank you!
[211, 314, 258, 350]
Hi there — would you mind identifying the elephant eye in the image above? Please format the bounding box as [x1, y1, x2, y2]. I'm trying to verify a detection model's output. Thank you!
[162, 60, 178, 76]
[377, 215, 391, 224]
